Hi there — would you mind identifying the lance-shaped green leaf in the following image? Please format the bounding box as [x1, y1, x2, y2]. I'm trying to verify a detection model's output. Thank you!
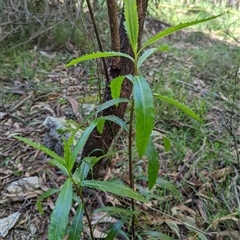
[68, 203, 84, 240]
[73, 157, 93, 183]
[48, 178, 73, 240]
[154, 94, 202, 122]
[14, 136, 65, 165]
[63, 138, 72, 171]
[133, 76, 155, 158]
[102, 115, 129, 132]
[72, 119, 100, 162]
[15, 136, 70, 175]
[96, 98, 129, 114]
[145, 138, 159, 190]
[49, 159, 69, 176]
[110, 76, 125, 99]
[137, 45, 169, 68]
[123, 0, 139, 54]
[139, 14, 223, 54]
[81, 180, 148, 203]
[66, 51, 134, 67]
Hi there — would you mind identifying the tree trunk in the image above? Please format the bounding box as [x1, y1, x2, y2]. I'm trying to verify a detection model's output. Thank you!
[81, 0, 149, 179]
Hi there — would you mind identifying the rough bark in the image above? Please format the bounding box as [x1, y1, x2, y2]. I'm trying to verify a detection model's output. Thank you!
[81, 0, 149, 179]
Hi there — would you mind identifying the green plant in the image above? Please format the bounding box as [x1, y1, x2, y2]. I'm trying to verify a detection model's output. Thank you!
[15, 0, 222, 239]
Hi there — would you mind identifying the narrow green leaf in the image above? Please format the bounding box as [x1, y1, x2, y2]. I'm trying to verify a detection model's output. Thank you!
[66, 51, 134, 67]
[36, 188, 60, 215]
[163, 136, 171, 152]
[97, 118, 105, 134]
[133, 76, 155, 157]
[81, 180, 148, 203]
[72, 119, 100, 162]
[14, 136, 65, 165]
[123, 0, 139, 54]
[125, 74, 134, 83]
[48, 178, 73, 240]
[102, 115, 128, 132]
[63, 138, 72, 171]
[96, 98, 129, 114]
[106, 218, 128, 240]
[140, 14, 223, 53]
[154, 94, 202, 122]
[137, 45, 169, 69]
[145, 138, 159, 190]
[94, 206, 139, 216]
[73, 157, 93, 183]
[136, 176, 181, 201]
[110, 76, 125, 99]
[137, 48, 157, 69]
[49, 159, 69, 176]
[68, 203, 84, 240]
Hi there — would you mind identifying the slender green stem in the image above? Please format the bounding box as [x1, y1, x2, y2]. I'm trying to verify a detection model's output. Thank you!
[86, 0, 110, 88]
[74, 183, 95, 240]
[128, 100, 135, 239]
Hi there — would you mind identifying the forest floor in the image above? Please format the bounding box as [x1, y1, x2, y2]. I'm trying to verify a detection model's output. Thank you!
[0, 16, 240, 240]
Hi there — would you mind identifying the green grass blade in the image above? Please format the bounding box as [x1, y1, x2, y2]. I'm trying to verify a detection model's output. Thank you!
[123, 0, 139, 54]
[48, 178, 73, 240]
[133, 76, 155, 158]
[154, 94, 202, 122]
[145, 138, 159, 190]
[81, 180, 148, 203]
[110, 76, 125, 99]
[140, 14, 223, 53]
[68, 203, 84, 240]
[66, 51, 134, 67]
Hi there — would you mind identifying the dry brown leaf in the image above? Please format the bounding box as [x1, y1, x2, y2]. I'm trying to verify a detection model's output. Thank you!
[213, 166, 232, 182]
[216, 231, 240, 240]
[195, 199, 208, 223]
[67, 96, 80, 116]
[212, 214, 240, 230]
[91, 211, 118, 225]
[171, 204, 197, 217]
[104, 193, 122, 206]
